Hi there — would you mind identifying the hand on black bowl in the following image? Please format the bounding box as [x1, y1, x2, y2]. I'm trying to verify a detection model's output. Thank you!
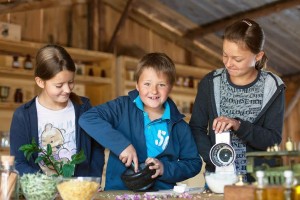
[121, 162, 156, 191]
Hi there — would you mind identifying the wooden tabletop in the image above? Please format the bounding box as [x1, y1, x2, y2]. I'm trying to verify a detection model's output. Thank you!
[93, 190, 224, 200]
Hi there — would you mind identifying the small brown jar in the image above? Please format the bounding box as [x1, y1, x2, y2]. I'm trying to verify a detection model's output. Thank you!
[14, 88, 23, 103]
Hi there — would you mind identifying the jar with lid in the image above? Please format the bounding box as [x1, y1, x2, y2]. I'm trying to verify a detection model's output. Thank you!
[23, 54, 33, 70]
[88, 68, 94, 76]
[188, 76, 194, 88]
[14, 88, 23, 103]
[100, 69, 106, 78]
[255, 170, 267, 200]
[12, 55, 20, 68]
[286, 137, 293, 151]
[0, 155, 19, 200]
[283, 170, 293, 200]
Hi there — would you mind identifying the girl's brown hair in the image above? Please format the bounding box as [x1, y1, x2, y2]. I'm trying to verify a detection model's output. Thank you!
[35, 44, 81, 104]
[224, 18, 268, 70]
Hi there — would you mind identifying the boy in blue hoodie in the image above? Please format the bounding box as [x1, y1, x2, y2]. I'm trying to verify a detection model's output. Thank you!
[79, 52, 201, 190]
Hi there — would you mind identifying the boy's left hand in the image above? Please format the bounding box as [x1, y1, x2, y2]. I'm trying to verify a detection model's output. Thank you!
[145, 157, 164, 178]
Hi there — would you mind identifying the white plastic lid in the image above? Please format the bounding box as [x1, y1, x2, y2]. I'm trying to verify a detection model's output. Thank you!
[256, 170, 264, 178]
[283, 170, 293, 178]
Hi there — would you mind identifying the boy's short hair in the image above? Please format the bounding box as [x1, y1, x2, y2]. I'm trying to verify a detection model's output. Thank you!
[135, 52, 176, 85]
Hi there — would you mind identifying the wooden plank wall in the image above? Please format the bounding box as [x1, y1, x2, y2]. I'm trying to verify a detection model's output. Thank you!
[0, 3, 299, 149]
[282, 76, 300, 150]
[0, 4, 210, 67]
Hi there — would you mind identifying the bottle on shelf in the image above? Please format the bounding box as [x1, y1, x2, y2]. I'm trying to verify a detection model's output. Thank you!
[183, 77, 189, 87]
[23, 54, 33, 70]
[0, 86, 10, 102]
[12, 55, 20, 68]
[100, 69, 106, 78]
[283, 170, 293, 200]
[188, 76, 194, 88]
[14, 88, 23, 103]
[286, 137, 293, 151]
[0, 155, 19, 200]
[88, 68, 94, 76]
[255, 170, 267, 200]
[176, 76, 183, 87]
[76, 61, 84, 75]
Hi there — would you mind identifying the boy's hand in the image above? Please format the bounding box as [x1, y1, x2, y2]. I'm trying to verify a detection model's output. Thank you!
[119, 144, 139, 172]
[145, 157, 164, 178]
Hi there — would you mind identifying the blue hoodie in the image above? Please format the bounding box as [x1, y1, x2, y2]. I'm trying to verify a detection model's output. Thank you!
[79, 89, 202, 190]
[10, 96, 105, 177]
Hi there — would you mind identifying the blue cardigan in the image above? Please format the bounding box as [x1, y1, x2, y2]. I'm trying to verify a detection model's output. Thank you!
[79, 89, 202, 190]
[10, 96, 104, 177]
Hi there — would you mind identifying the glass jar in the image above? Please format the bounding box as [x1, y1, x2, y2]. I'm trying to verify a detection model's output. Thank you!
[88, 68, 94, 76]
[23, 54, 33, 70]
[12, 56, 20, 68]
[14, 88, 23, 103]
[0, 155, 19, 200]
[255, 170, 267, 200]
[100, 69, 106, 78]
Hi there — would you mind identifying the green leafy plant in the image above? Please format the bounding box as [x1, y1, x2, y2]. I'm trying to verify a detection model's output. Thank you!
[19, 139, 86, 177]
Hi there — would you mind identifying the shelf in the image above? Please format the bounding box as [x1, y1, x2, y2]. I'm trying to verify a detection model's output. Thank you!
[0, 147, 9, 155]
[0, 68, 112, 86]
[0, 40, 114, 63]
[75, 75, 112, 85]
[0, 102, 22, 109]
[176, 63, 211, 80]
[0, 68, 34, 79]
[172, 86, 197, 95]
[0, 39, 116, 132]
[124, 80, 197, 95]
[246, 151, 300, 157]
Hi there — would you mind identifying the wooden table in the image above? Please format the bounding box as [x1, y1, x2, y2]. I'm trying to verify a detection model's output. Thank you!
[93, 190, 224, 200]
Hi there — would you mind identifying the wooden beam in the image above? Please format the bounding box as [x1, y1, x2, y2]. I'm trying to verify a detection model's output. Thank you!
[103, 0, 222, 67]
[0, 0, 87, 14]
[106, 0, 133, 52]
[87, 0, 94, 50]
[98, 0, 106, 51]
[92, 0, 99, 51]
[185, 0, 300, 39]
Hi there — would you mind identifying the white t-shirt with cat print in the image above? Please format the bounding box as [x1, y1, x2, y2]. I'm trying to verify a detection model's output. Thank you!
[36, 97, 76, 175]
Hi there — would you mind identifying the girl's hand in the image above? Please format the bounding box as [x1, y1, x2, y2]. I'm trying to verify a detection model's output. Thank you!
[145, 157, 164, 178]
[213, 116, 240, 134]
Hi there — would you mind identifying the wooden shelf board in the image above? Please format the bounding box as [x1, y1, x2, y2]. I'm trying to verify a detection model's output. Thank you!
[0, 102, 21, 109]
[0, 68, 34, 78]
[75, 75, 112, 85]
[173, 86, 197, 94]
[246, 151, 300, 157]
[0, 39, 114, 63]
[125, 81, 197, 95]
